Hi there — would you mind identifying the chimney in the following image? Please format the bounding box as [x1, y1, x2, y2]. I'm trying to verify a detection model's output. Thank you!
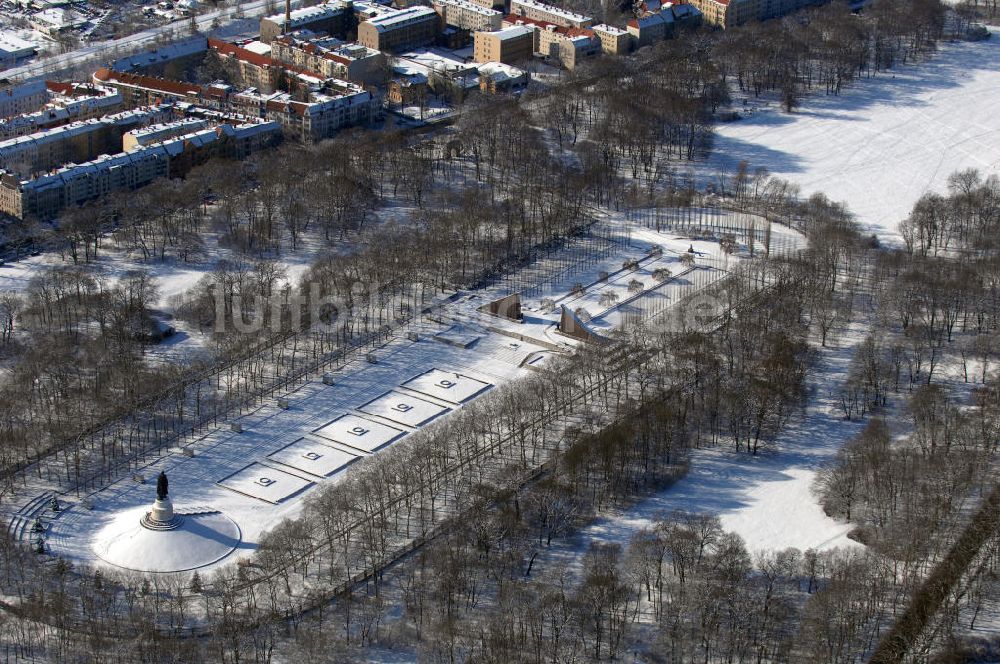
[284, 0, 291, 33]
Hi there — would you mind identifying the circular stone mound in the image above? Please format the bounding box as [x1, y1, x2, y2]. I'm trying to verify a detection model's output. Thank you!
[93, 507, 241, 573]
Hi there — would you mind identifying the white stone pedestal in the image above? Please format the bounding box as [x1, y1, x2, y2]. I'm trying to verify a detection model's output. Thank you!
[141, 496, 183, 530]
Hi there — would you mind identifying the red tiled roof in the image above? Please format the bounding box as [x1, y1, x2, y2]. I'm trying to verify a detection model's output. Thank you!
[501, 14, 593, 37]
[45, 81, 75, 95]
[209, 37, 325, 80]
[208, 37, 274, 68]
[265, 99, 288, 113]
[288, 101, 310, 116]
[503, 13, 557, 29]
[322, 52, 352, 66]
[94, 68, 205, 98]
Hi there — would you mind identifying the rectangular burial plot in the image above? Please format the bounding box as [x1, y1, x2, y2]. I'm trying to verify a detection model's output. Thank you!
[218, 462, 314, 504]
[267, 437, 361, 478]
[358, 391, 451, 428]
[312, 414, 405, 453]
[401, 368, 493, 404]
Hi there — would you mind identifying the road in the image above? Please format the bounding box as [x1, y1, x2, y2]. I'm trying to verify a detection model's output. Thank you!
[2, 0, 303, 81]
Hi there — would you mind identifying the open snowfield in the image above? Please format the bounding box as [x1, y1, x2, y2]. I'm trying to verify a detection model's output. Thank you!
[710, 30, 1000, 241]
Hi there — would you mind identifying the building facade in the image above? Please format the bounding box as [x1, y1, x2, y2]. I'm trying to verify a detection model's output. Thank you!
[477, 62, 529, 93]
[591, 23, 632, 54]
[687, 0, 812, 28]
[0, 83, 123, 138]
[259, 2, 355, 43]
[271, 34, 385, 85]
[93, 68, 207, 107]
[231, 82, 380, 143]
[357, 6, 441, 52]
[473, 26, 534, 63]
[502, 17, 600, 69]
[0, 80, 48, 120]
[0, 105, 174, 177]
[0, 121, 281, 220]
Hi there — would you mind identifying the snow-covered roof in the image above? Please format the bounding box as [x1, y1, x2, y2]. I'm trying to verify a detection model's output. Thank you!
[510, 0, 591, 22]
[592, 23, 627, 35]
[364, 6, 438, 32]
[670, 3, 700, 19]
[242, 40, 272, 56]
[110, 37, 209, 72]
[31, 8, 84, 28]
[125, 118, 209, 147]
[489, 25, 534, 40]
[432, 0, 501, 17]
[477, 61, 526, 83]
[263, 2, 349, 27]
[0, 32, 37, 57]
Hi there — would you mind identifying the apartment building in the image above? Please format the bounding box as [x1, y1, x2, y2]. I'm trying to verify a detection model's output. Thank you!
[95, 67, 379, 143]
[502, 16, 600, 69]
[0, 83, 123, 138]
[357, 6, 441, 52]
[0, 105, 174, 177]
[271, 33, 385, 85]
[1, 149, 169, 220]
[259, 1, 355, 43]
[432, 0, 502, 32]
[626, 3, 701, 45]
[591, 23, 632, 55]
[93, 68, 207, 107]
[0, 80, 48, 120]
[509, 0, 592, 28]
[122, 118, 209, 151]
[0, 121, 281, 220]
[691, 0, 747, 27]
[209, 38, 288, 94]
[688, 0, 812, 27]
[626, 11, 673, 46]
[231, 81, 380, 142]
[547, 29, 601, 69]
[473, 25, 534, 63]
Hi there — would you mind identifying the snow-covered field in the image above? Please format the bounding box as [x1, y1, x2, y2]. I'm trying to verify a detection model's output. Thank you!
[710, 30, 1000, 241]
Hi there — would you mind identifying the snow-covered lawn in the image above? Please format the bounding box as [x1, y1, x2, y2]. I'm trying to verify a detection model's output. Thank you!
[709, 30, 1000, 241]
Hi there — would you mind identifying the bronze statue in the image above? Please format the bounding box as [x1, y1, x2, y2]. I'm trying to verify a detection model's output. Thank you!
[156, 472, 168, 501]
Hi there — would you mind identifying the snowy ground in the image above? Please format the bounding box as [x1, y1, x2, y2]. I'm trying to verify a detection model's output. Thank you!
[709, 30, 1000, 241]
